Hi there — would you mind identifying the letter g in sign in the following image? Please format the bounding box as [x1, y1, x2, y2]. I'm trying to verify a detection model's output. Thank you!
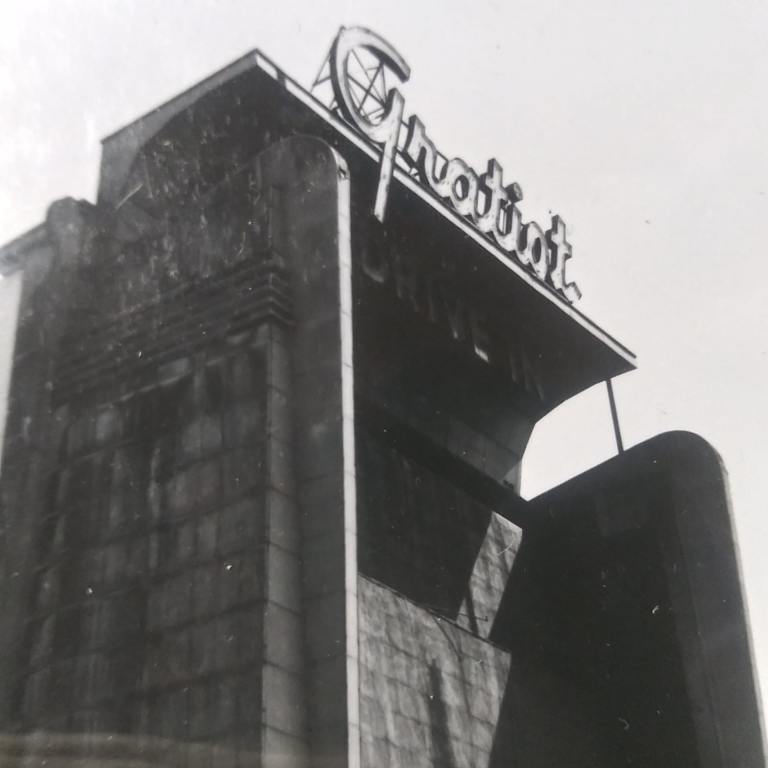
[330, 26, 411, 222]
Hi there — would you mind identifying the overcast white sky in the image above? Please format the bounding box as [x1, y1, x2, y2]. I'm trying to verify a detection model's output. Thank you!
[2, 0, 767, 715]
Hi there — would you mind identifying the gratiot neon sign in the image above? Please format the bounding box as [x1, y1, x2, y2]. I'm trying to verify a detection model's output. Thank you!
[328, 26, 581, 304]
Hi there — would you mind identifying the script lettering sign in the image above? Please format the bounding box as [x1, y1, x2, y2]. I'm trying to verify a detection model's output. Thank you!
[329, 26, 581, 304]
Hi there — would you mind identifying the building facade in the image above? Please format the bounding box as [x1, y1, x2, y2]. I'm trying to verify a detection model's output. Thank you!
[0, 27, 763, 768]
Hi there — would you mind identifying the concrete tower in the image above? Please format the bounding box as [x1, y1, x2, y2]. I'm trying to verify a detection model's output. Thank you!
[0, 28, 762, 768]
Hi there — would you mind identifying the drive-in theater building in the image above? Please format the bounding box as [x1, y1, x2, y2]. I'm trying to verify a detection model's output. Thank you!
[0, 26, 763, 768]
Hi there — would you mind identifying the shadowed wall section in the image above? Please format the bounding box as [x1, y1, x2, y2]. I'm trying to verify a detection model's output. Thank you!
[489, 432, 764, 767]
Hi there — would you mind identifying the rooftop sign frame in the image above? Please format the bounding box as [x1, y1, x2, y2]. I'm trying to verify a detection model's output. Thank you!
[319, 27, 583, 306]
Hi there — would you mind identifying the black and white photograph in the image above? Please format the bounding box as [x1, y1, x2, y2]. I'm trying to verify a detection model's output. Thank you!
[0, 2, 765, 765]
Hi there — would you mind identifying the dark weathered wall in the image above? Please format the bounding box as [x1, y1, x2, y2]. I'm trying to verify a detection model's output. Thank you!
[17, 344, 267, 743]
[0, 191, 281, 765]
[490, 432, 765, 767]
[0, 128, 340, 765]
[359, 577, 511, 768]
[356, 424, 521, 629]
[356, 430, 765, 768]
[356, 420, 523, 768]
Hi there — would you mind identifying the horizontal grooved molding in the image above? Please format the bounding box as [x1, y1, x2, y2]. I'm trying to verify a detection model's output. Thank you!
[54, 260, 293, 403]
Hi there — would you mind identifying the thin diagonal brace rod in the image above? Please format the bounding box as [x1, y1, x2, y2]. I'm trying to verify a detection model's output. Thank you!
[606, 378, 624, 454]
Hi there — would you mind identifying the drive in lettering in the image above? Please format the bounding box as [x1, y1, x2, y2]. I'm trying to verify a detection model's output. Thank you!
[361, 240, 545, 402]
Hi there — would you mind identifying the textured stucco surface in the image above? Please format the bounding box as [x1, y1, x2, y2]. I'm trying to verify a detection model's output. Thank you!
[358, 576, 511, 768]
[356, 425, 521, 628]
[14, 343, 268, 750]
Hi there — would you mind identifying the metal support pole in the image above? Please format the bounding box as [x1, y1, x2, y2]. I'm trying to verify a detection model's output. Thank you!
[606, 378, 624, 454]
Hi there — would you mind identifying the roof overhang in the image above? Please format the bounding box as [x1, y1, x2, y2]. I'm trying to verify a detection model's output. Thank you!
[99, 47, 636, 417]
